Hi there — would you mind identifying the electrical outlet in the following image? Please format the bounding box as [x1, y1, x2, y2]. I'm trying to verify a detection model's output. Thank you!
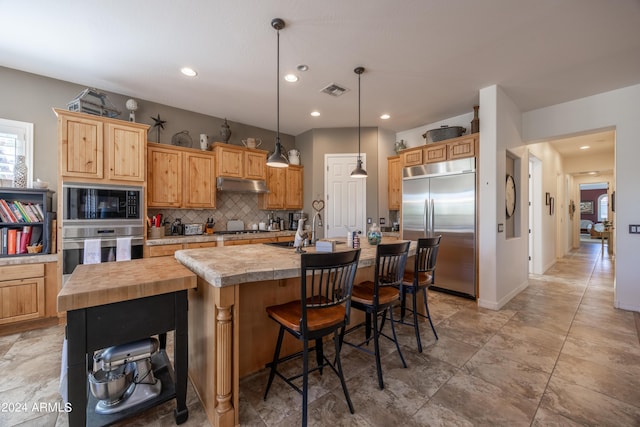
[630, 224, 640, 234]
[367, 217, 372, 224]
[379, 217, 386, 225]
[497, 223, 504, 233]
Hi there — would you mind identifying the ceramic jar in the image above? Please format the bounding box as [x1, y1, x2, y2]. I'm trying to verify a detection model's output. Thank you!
[219, 118, 232, 143]
[13, 155, 27, 188]
[288, 149, 300, 165]
[367, 223, 382, 245]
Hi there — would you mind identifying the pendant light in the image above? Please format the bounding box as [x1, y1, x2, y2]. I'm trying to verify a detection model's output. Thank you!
[266, 18, 289, 168]
[351, 66, 367, 178]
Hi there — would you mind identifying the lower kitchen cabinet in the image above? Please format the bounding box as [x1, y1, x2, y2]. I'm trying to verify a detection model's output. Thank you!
[144, 241, 218, 258]
[0, 261, 58, 334]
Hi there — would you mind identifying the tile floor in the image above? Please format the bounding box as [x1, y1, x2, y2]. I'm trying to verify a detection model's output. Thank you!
[1, 242, 639, 426]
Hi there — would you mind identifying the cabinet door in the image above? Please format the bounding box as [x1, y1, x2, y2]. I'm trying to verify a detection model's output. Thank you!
[106, 122, 146, 181]
[216, 145, 243, 178]
[285, 166, 303, 209]
[183, 152, 216, 208]
[401, 147, 423, 167]
[260, 167, 285, 209]
[147, 144, 182, 207]
[244, 150, 266, 180]
[0, 264, 45, 325]
[59, 113, 104, 178]
[145, 243, 183, 258]
[448, 136, 476, 160]
[424, 143, 448, 163]
[387, 156, 401, 210]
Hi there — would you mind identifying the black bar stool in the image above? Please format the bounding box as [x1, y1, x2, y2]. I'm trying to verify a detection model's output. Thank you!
[263, 249, 361, 427]
[398, 236, 441, 352]
[344, 241, 410, 389]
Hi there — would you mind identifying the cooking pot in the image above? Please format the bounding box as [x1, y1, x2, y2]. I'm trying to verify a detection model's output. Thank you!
[422, 125, 466, 143]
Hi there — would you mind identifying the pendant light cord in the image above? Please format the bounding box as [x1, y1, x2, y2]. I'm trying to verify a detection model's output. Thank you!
[276, 27, 280, 144]
[358, 69, 361, 161]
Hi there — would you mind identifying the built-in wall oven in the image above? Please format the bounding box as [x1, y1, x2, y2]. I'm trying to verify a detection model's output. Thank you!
[62, 183, 145, 284]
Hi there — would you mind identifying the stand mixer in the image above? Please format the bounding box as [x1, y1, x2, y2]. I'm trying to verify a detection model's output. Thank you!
[89, 337, 162, 415]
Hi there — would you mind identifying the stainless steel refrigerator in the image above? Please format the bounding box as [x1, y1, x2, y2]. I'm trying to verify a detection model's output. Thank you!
[402, 157, 476, 298]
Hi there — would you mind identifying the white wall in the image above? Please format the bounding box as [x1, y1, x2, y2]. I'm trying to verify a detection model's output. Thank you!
[477, 85, 529, 309]
[523, 83, 640, 312]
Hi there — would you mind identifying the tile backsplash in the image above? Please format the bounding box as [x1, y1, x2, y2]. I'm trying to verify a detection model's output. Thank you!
[148, 192, 302, 231]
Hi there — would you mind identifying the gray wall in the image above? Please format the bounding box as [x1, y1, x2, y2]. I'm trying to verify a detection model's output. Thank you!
[0, 66, 295, 210]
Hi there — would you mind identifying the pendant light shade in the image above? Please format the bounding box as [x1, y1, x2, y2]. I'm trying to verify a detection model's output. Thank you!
[351, 66, 367, 178]
[267, 18, 289, 168]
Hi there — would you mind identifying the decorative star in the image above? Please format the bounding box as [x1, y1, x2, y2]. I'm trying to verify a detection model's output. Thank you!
[151, 114, 166, 130]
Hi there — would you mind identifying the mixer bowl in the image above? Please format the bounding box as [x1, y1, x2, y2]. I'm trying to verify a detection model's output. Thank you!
[89, 363, 135, 402]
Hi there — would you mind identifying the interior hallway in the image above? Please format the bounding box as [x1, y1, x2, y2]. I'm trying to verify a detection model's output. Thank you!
[1, 242, 638, 426]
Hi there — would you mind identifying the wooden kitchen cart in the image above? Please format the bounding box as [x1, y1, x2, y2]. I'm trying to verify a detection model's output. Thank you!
[58, 257, 196, 426]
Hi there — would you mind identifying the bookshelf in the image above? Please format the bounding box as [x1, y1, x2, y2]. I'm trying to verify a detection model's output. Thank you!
[0, 187, 54, 257]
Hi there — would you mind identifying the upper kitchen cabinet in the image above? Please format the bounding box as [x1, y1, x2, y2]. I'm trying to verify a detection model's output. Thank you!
[147, 143, 216, 209]
[400, 133, 478, 167]
[55, 109, 147, 183]
[387, 156, 401, 210]
[212, 143, 267, 180]
[259, 165, 303, 210]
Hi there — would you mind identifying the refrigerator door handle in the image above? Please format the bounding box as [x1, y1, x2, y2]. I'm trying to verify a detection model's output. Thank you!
[424, 199, 429, 235]
[430, 198, 435, 234]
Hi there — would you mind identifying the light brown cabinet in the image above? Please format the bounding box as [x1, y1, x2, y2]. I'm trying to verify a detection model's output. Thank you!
[144, 241, 218, 258]
[147, 143, 216, 209]
[259, 165, 303, 210]
[55, 109, 147, 183]
[0, 262, 57, 333]
[387, 156, 401, 210]
[400, 133, 478, 167]
[213, 143, 267, 180]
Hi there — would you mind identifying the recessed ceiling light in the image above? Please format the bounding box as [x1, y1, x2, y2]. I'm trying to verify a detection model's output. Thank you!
[284, 74, 298, 82]
[180, 67, 197, 77]
[310, 111, 320, 117]
[380, 114, 390, 120]
[297, 64, 309, 72]
[588, 171, 597, 175]
[580, 145, 590, 150]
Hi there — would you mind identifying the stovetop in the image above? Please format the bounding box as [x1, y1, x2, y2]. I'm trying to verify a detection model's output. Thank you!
[213, 230, 271, 235]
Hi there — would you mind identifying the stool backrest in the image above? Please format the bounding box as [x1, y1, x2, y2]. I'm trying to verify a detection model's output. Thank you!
[374, 241, 411, 299]
[414, 235, 441, 279]
[300, 249, 361, 328]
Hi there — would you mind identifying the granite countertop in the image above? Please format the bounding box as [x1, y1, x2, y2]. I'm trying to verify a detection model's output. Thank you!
[174, 238, 415, 288]
[0, 254, 58, 266]
[57, 257, 196, 312]
[146, 230, 296, 246]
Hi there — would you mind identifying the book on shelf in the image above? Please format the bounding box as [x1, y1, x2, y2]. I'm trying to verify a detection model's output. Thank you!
[0, 199, 45, 223]
[19, 225, 32, 254]
[1, 228, 7, 254]
[7, 228, 17, 254]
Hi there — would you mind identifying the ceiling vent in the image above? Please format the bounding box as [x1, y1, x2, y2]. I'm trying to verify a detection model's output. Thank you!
[320, 83, 349, 97]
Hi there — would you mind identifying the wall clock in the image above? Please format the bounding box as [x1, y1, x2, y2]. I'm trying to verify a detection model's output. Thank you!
[506, 174, 516, 218]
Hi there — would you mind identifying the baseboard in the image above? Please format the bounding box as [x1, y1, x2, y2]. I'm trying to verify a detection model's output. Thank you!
[635, 312, 640, 345]
[478, 279, 529, 310]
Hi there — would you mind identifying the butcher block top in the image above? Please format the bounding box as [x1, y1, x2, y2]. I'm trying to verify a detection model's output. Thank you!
[174, 238, 415, 288]
[57, 257, 196, 312]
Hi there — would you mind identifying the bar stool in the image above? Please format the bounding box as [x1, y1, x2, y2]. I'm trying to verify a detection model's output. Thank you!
[344, 241, 410, 389]
[398, 236, 441, 352]
[263, 249, 361, 427]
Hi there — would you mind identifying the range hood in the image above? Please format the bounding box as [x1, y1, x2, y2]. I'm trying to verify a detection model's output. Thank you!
[216, 177, 269, 194]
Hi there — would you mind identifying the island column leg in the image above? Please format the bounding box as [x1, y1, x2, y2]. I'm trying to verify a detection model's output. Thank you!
[214, 286, 238, 427]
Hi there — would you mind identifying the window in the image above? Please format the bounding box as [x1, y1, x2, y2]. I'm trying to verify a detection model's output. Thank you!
[598, 194, 608, 221]
[0, 118, 34, 187]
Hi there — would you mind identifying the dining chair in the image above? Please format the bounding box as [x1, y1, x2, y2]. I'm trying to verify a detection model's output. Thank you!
[343, 241, 410, 389]
[398, 235, 441, 352]
[263, 249, 361, 426]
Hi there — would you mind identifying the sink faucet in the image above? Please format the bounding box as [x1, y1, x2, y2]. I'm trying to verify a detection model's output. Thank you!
[311, 212, 322, 244]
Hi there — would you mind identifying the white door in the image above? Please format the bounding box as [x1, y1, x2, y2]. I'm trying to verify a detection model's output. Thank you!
[325, 154, 366, 238]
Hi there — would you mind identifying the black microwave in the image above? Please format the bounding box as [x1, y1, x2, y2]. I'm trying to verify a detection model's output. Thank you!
[63, 184, 142, 221]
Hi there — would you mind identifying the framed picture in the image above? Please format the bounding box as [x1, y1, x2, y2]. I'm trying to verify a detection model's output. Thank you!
[545, 192, 551, 205]
[580, 201, 594, 214]
[550, 197, 555, 215]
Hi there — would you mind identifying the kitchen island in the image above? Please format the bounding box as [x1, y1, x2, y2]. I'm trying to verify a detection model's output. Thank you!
[174, 238, 413, 427]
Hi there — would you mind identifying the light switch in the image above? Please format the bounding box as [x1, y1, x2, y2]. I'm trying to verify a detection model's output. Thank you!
[497, 223, 504, 233]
